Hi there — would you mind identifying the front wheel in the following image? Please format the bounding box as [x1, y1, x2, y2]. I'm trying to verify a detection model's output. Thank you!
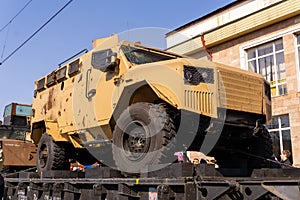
[112, 103, 176, 174]
[36, 134, 70, 173]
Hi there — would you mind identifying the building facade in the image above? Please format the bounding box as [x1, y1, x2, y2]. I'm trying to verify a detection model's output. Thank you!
[166, 0, 300, 166]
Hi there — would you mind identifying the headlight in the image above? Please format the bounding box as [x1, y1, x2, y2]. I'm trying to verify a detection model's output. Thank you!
[184, 65, 214, 85]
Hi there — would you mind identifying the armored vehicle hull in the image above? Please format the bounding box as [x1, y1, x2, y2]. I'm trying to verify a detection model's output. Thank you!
[31, 35, 272, 174]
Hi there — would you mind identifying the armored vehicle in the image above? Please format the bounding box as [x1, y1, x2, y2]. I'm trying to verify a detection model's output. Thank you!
[0, 103, 36, 172]
[31, 35, 272, 174]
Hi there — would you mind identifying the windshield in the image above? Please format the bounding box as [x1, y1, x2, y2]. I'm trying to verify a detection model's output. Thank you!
[16, 105, 32, 116]
[121, 45, 179, 65]
[3, 104, 31, 118]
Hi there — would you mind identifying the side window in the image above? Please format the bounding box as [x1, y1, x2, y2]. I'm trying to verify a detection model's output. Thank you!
[37, 78, 46, 91]
[91, 49, 113, 68]
[46, 71, 56, 87]
[56, 66, 67, 82]
[68, 59, 80, 76]
[3, 104, 12, 117]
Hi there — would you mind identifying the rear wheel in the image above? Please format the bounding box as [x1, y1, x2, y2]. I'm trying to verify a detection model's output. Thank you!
[36, 134, 70, 173]
[112, 103, 176, 173]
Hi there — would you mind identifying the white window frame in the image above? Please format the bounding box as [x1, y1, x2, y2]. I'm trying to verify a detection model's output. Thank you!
[240, 25, 300, 92]
[268, 116, 291, 153]
[247, 40, 285, 96]
[294, 33, 300, 92]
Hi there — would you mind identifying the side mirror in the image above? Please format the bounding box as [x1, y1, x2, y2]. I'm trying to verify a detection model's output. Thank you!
[91, 49, 118, 72]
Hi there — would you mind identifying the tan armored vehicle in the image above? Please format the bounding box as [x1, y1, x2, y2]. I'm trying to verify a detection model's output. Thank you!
[31, 35, 272, 174]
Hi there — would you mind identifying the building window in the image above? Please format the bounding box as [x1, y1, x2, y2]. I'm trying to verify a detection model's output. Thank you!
[267, 114, 292, 163]
[246, 39, 287, 97]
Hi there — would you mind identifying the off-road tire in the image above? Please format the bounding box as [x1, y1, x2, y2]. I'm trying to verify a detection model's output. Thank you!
[112, 102, 176, 174]
[36, 134, 70, 173]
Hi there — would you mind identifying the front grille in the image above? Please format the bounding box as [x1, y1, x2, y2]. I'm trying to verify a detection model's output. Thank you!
[184, 90, 213, 115]
[218, 67, 263, 114]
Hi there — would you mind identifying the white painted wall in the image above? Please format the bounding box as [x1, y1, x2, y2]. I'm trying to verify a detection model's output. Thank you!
[166, 0, 283, 48]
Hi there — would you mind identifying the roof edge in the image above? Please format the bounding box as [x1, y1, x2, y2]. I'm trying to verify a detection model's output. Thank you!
[166, 0, 242, 36]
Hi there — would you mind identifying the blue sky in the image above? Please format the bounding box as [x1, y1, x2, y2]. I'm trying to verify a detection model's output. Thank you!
[0, 0, 235, 119]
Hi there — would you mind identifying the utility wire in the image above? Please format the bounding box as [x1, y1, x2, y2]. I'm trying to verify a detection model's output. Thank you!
[1, 22, 11, 60]
[0, 0, 73, 65]
[0, 0, 34, 60]
[0, 0, 34, 34]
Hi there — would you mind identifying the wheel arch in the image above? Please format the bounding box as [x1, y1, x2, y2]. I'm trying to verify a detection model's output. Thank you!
[31, 120, 69, 145]
[109, 81, 180, 128]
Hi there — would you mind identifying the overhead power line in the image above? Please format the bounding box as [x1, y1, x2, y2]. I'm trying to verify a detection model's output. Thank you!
[0, 0, 34, 59]
[1, 23, 11, 60]
[0, 0, 73, 66]
[0, 0, 34, 34]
